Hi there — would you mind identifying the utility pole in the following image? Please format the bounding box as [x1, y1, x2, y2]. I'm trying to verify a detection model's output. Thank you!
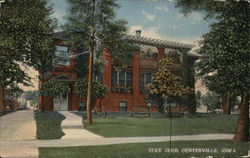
[86, 32, 94, 125]
[86, 0, 96, 125]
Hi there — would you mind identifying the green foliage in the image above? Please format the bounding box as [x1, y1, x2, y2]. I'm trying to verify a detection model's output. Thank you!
[166, 51, 180, 63]
[176, 0, 250, 96]
[63, 0, 139, 69]
[181, 50, 197, 113]
[195, 90, 202, 108]
[74, 78, 108, 100]
[201, 92, 221, 112]
[146, 57, 192, 98]
[0, 0, 56, 87]
[145, 57, 192, 112]
[39, 80, 70, 97]
[5, 85, 23, 98]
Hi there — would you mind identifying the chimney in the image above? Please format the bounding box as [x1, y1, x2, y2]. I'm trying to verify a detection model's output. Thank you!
[136, 30, 141, 37]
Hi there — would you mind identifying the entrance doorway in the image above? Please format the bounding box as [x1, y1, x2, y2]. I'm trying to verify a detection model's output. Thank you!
[53, 93, 68, 111]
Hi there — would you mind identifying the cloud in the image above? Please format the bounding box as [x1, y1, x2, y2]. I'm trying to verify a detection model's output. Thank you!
[128, 25, 201, 45]
[178, 12, 204, 21]
[129, 25, 162, 39]
[155, 5, 169, 12]
[141, 10, 155, 21]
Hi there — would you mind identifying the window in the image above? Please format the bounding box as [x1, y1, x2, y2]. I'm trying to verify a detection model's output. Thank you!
[112, 69, 133, 87]
[140, 72, 152, 89]
[94, 73, 103, 83]
[55, 46, 70, 65]
[119, 101, 127, 112]
[126, 72, 132, 87]
[119, 71, 125, 86]
[145, 73, 152, 84]
[112, 70, 118, 86]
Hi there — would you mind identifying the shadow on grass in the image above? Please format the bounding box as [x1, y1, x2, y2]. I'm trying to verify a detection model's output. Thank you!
[35, 111, 65, 139]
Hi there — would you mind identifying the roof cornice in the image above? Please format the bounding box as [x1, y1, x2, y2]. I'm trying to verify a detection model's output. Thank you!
[124, 35, 195, 49]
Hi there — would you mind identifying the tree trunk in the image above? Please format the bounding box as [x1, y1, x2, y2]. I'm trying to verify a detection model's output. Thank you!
[233, 93, 249, 142]
[86, 46, 94, 125]
[222, 95, 231, 115]
[38, 74, 45, 111]
[86, 0, 96, 125]
[0, 85, 4, 112]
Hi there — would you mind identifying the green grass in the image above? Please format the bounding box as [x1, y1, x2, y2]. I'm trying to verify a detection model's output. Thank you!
[35, 111, 65, 139]
[83, 115, 238, 137]
[39, 140, 250, 158]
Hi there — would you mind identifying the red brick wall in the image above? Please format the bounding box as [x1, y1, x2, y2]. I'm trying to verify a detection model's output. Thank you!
[158, 47, 165, 60]
[133, 53, 140, 98]
[103, 49, 112, 91]
[101, 93, 133, 111]
[39, 78, 53, 111]
[40, 44, 165, 112]
[69, 83, 80, 111]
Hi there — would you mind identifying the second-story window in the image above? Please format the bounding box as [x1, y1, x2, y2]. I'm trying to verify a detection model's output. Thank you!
[140, 72, 152, 90]
[55, 46, 70, 66]
[112, 70, 132, 87]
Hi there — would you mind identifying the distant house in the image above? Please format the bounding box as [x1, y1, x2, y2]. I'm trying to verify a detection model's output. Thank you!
[39, 30, 199, 112]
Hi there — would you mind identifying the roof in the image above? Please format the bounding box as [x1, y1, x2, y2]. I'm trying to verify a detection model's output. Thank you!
[52, 31, 201, 57]
[124, 35, 195, 50]
[52, 31, 69, 41]
[52, 74, 75, 82]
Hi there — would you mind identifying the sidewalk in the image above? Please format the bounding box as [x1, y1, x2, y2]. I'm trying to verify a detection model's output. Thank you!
[0, 110, 37, 158]
[59, 111, 103, 139]
[0, 110, 36, 141]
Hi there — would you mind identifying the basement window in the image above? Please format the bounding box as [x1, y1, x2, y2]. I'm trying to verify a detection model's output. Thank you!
[119, 101, 127, 112]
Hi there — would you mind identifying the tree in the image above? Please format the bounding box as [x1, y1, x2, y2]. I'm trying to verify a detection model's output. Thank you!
[176, 0, 250, 141]
[5, 85, 23, 99]
[0, 0, 56, 112]
[75, 78, 108, 101]
[145, 57, 192, 112]
[63, 0, 138, 124]
[195, 90, 202, 108]
[201, 92, 221, 113]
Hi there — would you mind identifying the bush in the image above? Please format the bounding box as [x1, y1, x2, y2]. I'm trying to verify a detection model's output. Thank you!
[39, 79, 70, 96]
[74, 78, 108, 100]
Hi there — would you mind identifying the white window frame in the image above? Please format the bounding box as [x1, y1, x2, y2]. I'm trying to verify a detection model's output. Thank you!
[114, 70, 131, 86]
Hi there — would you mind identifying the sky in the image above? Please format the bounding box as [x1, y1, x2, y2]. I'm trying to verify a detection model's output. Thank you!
[50, 0, 212, 44]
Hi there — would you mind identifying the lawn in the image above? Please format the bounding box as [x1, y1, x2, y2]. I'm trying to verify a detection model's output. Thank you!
[82, 114, 238, 137]
[35, 111, 65, 139]
[39, 140, 250, 158]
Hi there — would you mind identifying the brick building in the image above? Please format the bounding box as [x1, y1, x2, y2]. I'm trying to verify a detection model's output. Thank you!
[39, 31, 199, 112]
